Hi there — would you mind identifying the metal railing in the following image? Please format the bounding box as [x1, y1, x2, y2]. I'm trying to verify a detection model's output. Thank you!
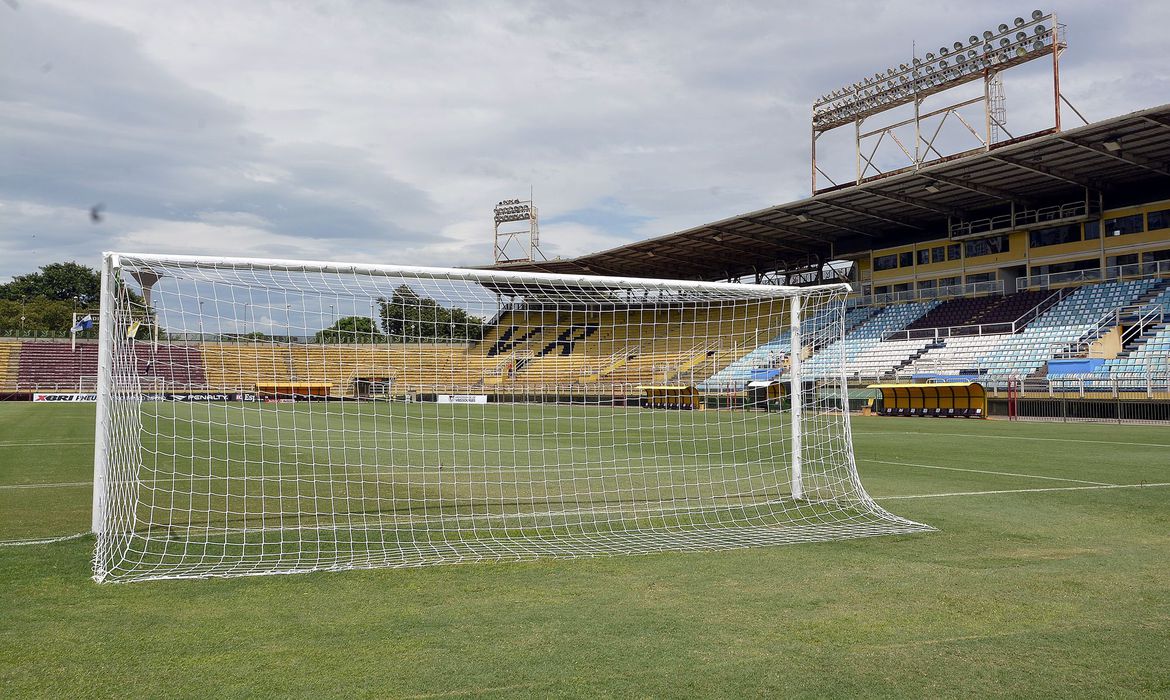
[949, 198, 1093, 239]
[855, 280, 1004, 307]
[1016, 268, 1103, 292]
[1017, 260, 1170, 292]
[1106, 260, 1170, 283]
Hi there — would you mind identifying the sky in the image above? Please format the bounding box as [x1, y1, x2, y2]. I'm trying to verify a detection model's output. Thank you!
[1, 0, 1167, 284]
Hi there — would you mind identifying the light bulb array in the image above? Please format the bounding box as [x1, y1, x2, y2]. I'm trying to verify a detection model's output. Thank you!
[813, 10, 1057, 131]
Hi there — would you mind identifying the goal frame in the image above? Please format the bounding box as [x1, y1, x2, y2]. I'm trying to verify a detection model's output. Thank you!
[92, 251, 928, 582]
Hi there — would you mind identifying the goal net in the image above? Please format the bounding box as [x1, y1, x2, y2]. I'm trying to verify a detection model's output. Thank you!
[92, 252, 931, 582]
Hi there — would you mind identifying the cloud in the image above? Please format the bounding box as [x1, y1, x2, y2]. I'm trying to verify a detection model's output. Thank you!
[1, 0, 1166, 283]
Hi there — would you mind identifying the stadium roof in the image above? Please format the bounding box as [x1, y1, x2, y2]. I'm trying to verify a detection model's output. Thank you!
[491, 103, 1170, 281]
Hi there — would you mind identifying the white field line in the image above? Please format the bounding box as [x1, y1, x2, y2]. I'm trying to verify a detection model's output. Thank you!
[0, 532, 89, 547]
[0, 440, 92, 449]
[877, 482, 1170, 500]
[853, 430, 1170, 449]
[0, 481, 92, 490]
[861, 458, 1116, 486]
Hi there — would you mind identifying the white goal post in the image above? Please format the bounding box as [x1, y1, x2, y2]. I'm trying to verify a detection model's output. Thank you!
[92, 252, 930, 583]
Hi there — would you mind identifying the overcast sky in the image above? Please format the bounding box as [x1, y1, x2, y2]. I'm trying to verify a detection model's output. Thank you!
[1, 0, 1167, 283]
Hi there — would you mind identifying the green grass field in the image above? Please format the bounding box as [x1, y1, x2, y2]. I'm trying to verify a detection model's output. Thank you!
[2, 403, 1169, 697]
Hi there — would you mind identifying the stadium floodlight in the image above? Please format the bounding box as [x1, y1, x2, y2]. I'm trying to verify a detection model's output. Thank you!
[89, 252, 931, 582]
[494, 196, 544, 264]
[812, 9, 1062, 133]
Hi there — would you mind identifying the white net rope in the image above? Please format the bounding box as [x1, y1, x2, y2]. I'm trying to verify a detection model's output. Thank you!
[93, 253, 930, 582]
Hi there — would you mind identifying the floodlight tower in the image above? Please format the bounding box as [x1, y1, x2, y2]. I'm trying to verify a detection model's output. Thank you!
[810, 9, 1068, 193]
[493, 196, 545, 264]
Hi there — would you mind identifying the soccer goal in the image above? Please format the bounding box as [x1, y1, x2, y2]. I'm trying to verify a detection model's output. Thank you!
[92, 252, 930, 582]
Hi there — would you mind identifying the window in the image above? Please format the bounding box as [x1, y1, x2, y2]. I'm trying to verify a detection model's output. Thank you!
[917, 249, 931, 265]
[874, 285, 890, 295]
[1028, 224, 1080, 248]
[1107, 254, 1139, 268]
[917, 279, 936, 290]
[1083, 220, 1101, 241]
[899, 252, 914, 268]
[1144, 249, 1170, 263]
[964, 235, 1009, 258]
[965, 272, 994, 284]
[1147, 208, 1170, 231]
[873, 254, 898, 271]
[947, 243, 962, 261]
[1103, 213, 1143, 236]
[931, 246, 946, 263]
[938, 276, 961, 289]
[893, 282, 912, 293]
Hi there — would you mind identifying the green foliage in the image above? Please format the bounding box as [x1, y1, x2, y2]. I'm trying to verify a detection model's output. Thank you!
[0, 262, 100, 304]
[0, 261, 152, 336]
[377, 285, 484, 342]
[313, 316, 383, 344]
[0, 297, 78, 334]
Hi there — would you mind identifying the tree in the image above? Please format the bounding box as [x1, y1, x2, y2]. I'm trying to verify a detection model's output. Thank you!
[378, 285, 485, 342]
[0, 261, 153, 336]
[0, 298, 74, 333]
[314, 316, 383, 344]
[0, 262, 101, 304]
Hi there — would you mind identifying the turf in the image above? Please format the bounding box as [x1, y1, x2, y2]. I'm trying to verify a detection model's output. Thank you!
[1, 403, 1168, 697]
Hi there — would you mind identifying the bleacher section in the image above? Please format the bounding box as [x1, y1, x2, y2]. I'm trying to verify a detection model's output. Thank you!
[801, 301, 937, 379]
[17, 341, 99, 391]
[202, 343, 499, 394]
[903, 291, 1051, 333]
[0, 341, 19, 390]
[5, 279, 1168, 398]
[979, 279, 1158, 378]
[698, 303, 878, 390]
[134, 343, 207, 389]
[1091, 285, 1170, 382]
[902, 335, 1011, 377]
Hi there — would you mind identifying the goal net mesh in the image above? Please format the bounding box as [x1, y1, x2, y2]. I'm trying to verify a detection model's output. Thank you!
[93, 253, 931, 582]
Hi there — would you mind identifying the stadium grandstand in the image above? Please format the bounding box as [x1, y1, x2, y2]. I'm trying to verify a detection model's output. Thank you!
[3, 103, 1169, 422]
[483, 100, 1170, 420]
[2, 10, 1167, 423]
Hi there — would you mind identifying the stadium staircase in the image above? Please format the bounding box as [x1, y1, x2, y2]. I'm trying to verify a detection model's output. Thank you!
[1086, 282, 1170, 383]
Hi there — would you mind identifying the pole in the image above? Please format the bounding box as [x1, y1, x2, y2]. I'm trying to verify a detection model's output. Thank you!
[983, 71, 992, 150]
[789, 295, 803, 500]
[1052, 14, 1062, 132]
[811, 124, 818, 193]
[92, 253, 117, 536]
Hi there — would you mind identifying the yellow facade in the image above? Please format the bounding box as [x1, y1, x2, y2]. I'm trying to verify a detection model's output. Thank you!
[868, 199, 1170, 291]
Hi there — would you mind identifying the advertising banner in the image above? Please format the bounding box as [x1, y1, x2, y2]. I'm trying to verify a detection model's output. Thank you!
[436, 394, 489, 404]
